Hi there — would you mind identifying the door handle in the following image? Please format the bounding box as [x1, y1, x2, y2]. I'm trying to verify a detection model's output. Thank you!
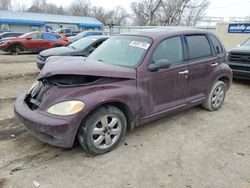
[211, 62, 218, 67]
[179, 70, 189, 74]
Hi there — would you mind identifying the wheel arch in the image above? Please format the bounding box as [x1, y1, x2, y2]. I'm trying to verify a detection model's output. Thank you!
[218, 76, 231, 90]
[81, 101, 135, 132]
[10, 42, 24, 50]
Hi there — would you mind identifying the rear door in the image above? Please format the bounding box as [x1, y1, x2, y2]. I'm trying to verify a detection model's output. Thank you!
[42, 33, 59, 48]
[184, 34, 218, 104]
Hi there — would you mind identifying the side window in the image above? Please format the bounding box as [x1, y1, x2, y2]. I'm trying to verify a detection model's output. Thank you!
[8, 33, 15, 37]
[65, 29, 71, 33]
[43, 33, 58, 41]
[31, 33, 42, 39]
[209, 35, 223, 54]
[152, 36, 183, 65]
[186, 35, 212, 60]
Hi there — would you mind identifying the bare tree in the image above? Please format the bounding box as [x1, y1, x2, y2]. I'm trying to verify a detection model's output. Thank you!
[69, 0, 92, 16]
[131, 0, 209, 26]
[131, 0, 162, 26]
[27, 0, 66, 14]
[183, 0, 209, 26]
[12, 2, 27, 12]
[0, 0, 12, 10]
[159, 0, 191, 26]
[88, 5, 130, 25]
[91, 6, 107, 24]
[108, 6, 130, 25]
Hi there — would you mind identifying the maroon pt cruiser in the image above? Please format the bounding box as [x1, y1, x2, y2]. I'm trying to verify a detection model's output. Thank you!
[15, 28, 232, 155]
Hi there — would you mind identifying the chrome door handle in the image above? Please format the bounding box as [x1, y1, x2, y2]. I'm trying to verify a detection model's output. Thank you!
[211, 62, 218, 67]
[179, 70, 189, 74]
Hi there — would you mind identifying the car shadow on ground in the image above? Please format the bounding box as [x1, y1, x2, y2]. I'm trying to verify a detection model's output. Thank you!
[233, 78, 250, 86]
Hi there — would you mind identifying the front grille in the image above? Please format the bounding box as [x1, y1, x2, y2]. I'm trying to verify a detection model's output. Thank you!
[229, 53, 250, 63]
[230, 65, 250, 71]
[25, 81, 52, 110]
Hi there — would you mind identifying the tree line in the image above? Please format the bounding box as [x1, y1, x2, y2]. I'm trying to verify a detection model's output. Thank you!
[1, 0, 209, 26]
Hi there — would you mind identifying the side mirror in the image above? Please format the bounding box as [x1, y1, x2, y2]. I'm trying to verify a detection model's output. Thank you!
[26, 37, 32, 40]
[236, 44, 241, 47]
[148, 59, 171, 72]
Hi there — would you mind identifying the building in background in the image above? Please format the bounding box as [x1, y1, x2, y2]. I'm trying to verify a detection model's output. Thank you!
[0, 11, 103, 33]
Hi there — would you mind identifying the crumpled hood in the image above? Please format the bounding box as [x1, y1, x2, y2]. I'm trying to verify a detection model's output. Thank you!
[38, 56, 136, 79]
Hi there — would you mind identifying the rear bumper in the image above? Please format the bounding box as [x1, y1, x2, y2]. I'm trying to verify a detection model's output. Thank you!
[228, 61, 250, 79]
[14, 93, 79, 148]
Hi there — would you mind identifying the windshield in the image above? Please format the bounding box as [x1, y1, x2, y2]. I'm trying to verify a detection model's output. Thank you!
[69, 37, 97, 49]
[243, 38, 250, 46]
[88, 36, 152, 68]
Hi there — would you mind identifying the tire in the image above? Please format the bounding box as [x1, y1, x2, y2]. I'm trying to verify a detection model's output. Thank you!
[11, 44, 22, 55]
[77, 106, 127, 155]
[202, 81, 226, 111]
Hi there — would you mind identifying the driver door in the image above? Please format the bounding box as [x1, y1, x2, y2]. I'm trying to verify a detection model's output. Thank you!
[148, 36, 188, 115]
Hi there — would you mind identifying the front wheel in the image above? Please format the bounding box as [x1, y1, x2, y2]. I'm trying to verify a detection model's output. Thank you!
[202, 81, 227, 111]
[11, 44, 22, 55]
[77, 106, 127, 155]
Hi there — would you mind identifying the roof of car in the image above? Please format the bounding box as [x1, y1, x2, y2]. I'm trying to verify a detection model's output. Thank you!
[87, 35, 109, 39]
[0, 32, 23, 34]
[121, 27, 212, 40]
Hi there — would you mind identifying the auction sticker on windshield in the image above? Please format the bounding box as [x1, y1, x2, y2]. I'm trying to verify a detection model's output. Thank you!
[129, 41, 150, 49]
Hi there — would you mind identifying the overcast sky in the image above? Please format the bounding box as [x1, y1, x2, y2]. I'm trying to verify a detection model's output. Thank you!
[16, 0, 250, 19]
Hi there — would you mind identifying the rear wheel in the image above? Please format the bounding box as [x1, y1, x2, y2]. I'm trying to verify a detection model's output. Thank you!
[202, 81, 226, 111]
[77, 106, 127, 155]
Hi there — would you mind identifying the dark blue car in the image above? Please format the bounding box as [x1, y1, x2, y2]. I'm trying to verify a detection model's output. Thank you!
[68, 31, 106, 43]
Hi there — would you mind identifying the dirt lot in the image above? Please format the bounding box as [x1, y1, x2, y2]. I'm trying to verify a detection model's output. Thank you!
[0, 52, 250, 188]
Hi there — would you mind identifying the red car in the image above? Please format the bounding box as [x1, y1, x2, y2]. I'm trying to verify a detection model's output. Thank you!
[0, 31, 68, 54]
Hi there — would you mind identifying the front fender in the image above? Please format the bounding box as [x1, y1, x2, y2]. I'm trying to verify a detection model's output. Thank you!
[78, 80, 138, 123]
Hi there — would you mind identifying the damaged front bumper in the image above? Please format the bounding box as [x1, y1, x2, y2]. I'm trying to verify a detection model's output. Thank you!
[14, 93, 80, 148]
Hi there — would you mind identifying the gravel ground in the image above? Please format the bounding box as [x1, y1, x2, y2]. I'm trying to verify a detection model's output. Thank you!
[0, 53, 250, 188]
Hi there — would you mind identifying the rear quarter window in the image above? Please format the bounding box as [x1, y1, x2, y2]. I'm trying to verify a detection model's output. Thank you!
[209, 35, 224, 54]
[186, 35, 212, 60]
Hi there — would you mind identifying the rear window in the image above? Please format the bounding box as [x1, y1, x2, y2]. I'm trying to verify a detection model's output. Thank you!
[209, 35, 223, 54]
[186, 35, 212, 60]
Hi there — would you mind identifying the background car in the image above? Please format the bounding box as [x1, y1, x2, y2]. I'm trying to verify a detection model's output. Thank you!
[0, 32, 24, 40]
[228, 37, 250, 80]
[68, 30, 106, 43]
[36, 35, 108, 69]
[54, 28, 77, 37]
[0, 31, 68, 54]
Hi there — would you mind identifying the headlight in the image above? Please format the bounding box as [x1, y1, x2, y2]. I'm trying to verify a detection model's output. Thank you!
[28, 81, 39, 93]
[47, 100, 84, 116]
